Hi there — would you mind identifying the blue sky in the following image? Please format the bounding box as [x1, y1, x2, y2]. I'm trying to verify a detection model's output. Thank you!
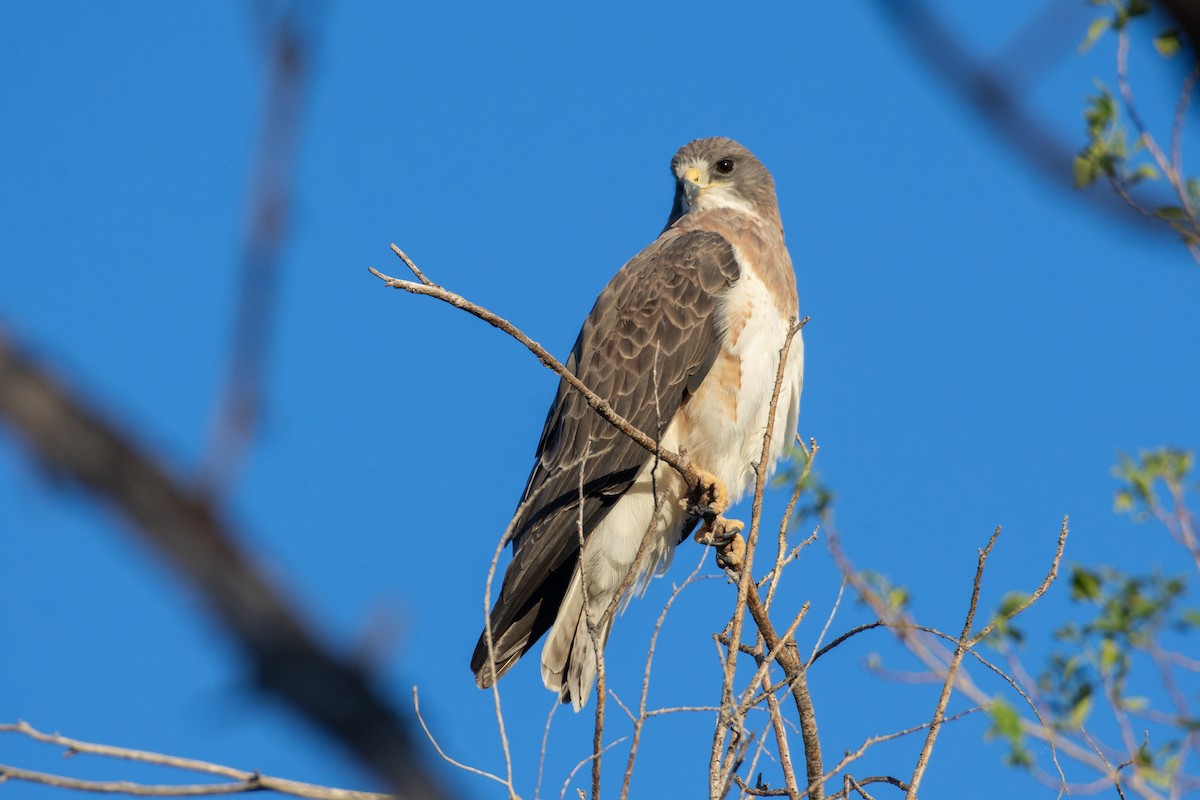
[2, 2, 1198, 798]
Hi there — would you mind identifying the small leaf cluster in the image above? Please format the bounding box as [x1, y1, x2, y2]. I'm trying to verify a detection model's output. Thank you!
[1078, 0, 1182, 59]
[984, 449, 1198, 787]
[1079, 0, 1152, 52]
[1074, 82, 1156, 190]
[1024, 565, 1197, 783]
[773, 444, 833, 526]
[1075, 0, 1200, 253]
[984, 590, 1032, 646]
[857, 570, 910, 615]
[986, 697, 1034, 769]
[1113, 447, 1193, 520]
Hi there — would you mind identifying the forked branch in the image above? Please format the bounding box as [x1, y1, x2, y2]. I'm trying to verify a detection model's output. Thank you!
[0, 721, 390, 800]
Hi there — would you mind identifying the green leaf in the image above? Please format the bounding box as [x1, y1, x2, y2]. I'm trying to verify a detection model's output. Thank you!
[1074, 154, 1102, 188]
[1154, 28, 1182, 57]
[1100, 637, 1120, 671]
[1084, 87, 1116, 132]
[1131, 164, 1159, 184]
[998, 591, 1030, 616]
[1081, 16, 1111, 52]
[1155, 206, 1188, 220]
[989, 697, 1022, 741]
[1121, 695, 1149, 711]
[1068, 685, 1094, 728]
[1071, 567, 1102, 601]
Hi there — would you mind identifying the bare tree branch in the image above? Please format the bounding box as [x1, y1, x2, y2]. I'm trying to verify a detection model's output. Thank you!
[412, 688, 512, 793]
[370, 253, 768, 547]
[968, 518, 1068, 647]
[905, 528, 1001, 799]
[0, 721, 389, 800]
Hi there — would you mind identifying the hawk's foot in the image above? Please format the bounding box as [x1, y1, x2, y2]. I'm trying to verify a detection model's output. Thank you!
[694, 515, 744, 549]
[682, 465, 730, 521]
[715, 531, 747, 572]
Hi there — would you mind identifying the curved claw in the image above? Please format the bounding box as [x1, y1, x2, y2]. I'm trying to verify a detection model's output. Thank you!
[685, 466, 730, 521]
[715, 531, 747, 571]
[694, 517, 745, 548]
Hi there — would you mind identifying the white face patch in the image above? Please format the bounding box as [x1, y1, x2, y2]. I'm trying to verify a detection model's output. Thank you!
[686, 182, 758, 216]
[676, 160, 759, 217]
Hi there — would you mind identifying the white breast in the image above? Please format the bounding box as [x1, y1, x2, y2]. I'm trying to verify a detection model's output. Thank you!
[680, 266, 805, 503]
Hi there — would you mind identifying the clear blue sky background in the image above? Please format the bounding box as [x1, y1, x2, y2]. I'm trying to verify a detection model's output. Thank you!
[2, 3, 1198, 799]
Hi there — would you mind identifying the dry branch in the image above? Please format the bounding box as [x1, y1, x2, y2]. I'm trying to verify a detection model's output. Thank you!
[0, 721, 389, 800]
[904, 528, 999, 799]
[370, 249, 769, 545]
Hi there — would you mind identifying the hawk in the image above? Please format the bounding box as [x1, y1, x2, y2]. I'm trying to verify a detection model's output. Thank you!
[470, 137, 803, 709]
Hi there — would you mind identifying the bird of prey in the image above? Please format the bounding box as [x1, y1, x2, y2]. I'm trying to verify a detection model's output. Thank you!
[470, 137, 803, 710]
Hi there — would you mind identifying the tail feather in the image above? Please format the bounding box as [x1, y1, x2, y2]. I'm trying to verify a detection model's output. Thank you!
[540, 567, 615, 710]
[470, 555, 576, 688]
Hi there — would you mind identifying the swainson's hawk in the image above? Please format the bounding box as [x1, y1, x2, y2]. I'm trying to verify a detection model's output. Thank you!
[470, 137, 803, 709]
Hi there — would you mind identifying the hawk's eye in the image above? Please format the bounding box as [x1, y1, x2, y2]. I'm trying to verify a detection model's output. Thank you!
[715, 159, 735, 174]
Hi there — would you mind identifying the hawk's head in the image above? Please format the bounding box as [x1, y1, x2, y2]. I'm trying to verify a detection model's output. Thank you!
[665, 137, 780, 229]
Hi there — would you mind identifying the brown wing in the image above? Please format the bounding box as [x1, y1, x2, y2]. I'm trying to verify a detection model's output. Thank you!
[471, 229, 740, 684]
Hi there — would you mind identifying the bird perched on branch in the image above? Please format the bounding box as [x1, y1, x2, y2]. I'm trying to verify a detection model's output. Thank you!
[471, 137, 803, 709]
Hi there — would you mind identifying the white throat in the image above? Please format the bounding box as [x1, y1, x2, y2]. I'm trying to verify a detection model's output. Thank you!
[683, 183, 759, 218]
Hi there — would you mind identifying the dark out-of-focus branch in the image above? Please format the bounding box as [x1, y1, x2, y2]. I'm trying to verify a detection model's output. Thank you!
[0, 330, 446, 800]
[876, 0, 1196, 243]
[206, 1, 324, 490]
[1160, 0, 1200, 57]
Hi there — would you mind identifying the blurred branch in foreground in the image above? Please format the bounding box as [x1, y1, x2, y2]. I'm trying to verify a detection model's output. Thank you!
[206, 0, 326, 489]
[0, 329, 445, 800]
[877, 0, 1199, 260]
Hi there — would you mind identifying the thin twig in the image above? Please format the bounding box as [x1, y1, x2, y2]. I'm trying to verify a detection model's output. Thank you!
[0, 766, 251, 797]
[0, 721, 390, 800]
[764, 441, 819, 612]
[535, 700, 560, 800]
[762, 671, 800, 800]
[905, 528, 1001, 799]
[827, 775, 909, 800]
[369, 262, 690, 480]
[808, 622, 884, 668]
[621, 552, 711, 800]
[801, 708, 981, 800]
[827, 518, 1069, 789]
[1115, 27, 1200, 261]
[557, 739, 627, 800]
[1081, 728, 1129, 800]
[807, 579, 847, 666]
[412, 688, 512, 791]
[968, 517, 1068, 647]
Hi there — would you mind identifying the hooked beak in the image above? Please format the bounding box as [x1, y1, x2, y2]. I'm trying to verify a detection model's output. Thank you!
[681, 166, 706, 208]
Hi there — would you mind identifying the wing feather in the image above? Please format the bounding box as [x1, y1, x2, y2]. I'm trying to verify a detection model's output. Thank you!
[471, 229, 740, 683]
